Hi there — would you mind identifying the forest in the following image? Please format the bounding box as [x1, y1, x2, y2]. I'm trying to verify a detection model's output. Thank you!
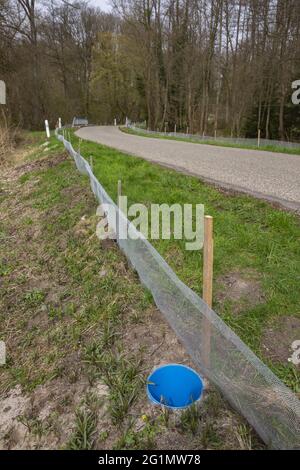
[1, 0, 300, 140]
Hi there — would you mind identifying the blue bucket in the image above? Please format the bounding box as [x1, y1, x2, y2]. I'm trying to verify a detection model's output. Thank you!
[147, 364, 204, 410]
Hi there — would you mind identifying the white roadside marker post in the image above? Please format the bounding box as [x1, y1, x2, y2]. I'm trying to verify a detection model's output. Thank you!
[0, 80, 6, 105]
[45, 120, 50, 139]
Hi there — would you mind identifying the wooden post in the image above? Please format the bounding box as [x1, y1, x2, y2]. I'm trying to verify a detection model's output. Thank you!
[174, 124, 176, 134]
[78, 138, 82, 154]
[214, 129, 217, 140]
[118, 179, 122, 204]
[202, 215, 214, 368]
[89, 155, 93, 172]
[258, 129, 261, 147]
[203, 215, 213, 306]
[117, 180, 122, 240]
[186, 126, 189, 135]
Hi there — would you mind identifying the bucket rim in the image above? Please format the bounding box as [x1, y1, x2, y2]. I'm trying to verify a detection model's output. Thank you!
[146, 363, 205, 410]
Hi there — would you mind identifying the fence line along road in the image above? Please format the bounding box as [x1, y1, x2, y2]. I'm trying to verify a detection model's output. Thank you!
[57, 129, 300, 450]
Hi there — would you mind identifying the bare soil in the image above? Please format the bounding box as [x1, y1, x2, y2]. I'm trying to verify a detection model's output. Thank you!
[216, 270, 265, 314]
[262, 316, 300, 366]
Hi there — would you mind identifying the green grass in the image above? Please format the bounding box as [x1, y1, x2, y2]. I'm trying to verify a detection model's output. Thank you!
[180, 402, 202, 435]
[0, 138, 150, 401]
[121, 126, 300, 156]
[84, 346, 144, 424]
[69, 130, 300, 392]
[67, 393, 100, 450]
[114, 422, 158, 450]
[19, 131, 62, 162]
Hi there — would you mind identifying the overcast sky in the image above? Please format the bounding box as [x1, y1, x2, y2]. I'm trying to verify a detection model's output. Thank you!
[88, 0, 112, 12]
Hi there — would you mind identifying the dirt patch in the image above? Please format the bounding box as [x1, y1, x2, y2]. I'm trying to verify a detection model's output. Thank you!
[0, 386, 30, 449]
[216, 270, 265, 314]
[2, 153, 67, 181]
[125, 308, 190, 366]
[101, 239, 117, 250]
[262, 316, 300, 365]
[74, 214, 98, 238]
[0, 377, 110, 450]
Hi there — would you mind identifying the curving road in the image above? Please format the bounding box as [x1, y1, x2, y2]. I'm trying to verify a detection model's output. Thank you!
[76, 126, 300, 211]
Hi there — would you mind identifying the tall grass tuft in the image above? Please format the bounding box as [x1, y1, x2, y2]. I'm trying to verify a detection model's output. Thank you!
[0, 112, 19, 165]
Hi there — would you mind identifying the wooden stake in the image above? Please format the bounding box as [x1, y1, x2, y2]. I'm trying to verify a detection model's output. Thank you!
[118, 179, 122, 204]
[202, 215, 214, 368]
[117, 180, 122, 240]
[203, 215, 213, 306]
[89, 156, 93, 172]
[258, 129, 261, 147]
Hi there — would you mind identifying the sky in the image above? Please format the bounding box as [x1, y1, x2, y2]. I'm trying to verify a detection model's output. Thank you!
[89, 0, 112, 12]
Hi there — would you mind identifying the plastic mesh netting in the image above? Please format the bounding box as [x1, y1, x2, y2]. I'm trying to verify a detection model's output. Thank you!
[57, 131, 300, 449]
[130, 125, 300, 149]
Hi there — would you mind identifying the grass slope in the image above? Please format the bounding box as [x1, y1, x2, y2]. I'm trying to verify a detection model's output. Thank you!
[0, 133, 260, 449]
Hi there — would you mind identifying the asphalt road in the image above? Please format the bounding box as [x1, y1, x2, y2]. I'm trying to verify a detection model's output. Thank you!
[76, 126, 300, 211]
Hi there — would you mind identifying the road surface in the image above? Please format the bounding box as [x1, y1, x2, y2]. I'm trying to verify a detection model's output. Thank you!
[76, 126, 300, 211]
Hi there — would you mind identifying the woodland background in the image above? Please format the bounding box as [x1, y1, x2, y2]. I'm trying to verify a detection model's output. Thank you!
[1, 0, 300, 140]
